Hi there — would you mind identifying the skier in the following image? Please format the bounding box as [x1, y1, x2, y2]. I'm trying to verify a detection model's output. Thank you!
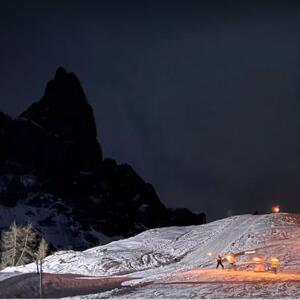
[216, 255, 224, 269]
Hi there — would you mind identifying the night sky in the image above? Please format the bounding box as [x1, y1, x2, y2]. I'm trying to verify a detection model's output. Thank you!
[1, 1, 300, 220]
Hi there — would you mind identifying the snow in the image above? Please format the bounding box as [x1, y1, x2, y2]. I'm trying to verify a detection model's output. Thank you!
[20, 175, 37, 188]
[0, 174, 118, 250]
[3, 213, 300, 298]
[0, 200, 117, 250]
[29, 120, 44, 129]
[0, 272, 21, 282]
[0, 201, 85, 249]
[139, 204, 149, 212]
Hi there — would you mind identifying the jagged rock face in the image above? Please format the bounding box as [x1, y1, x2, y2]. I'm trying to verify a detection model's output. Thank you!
[0, 68, 206, 250]
[20, 67, 98, 142]
[0, 113, 14, 165]
[18, 67, 102, 177]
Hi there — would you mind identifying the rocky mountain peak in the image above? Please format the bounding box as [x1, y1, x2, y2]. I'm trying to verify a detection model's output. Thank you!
[0, 68, 206, 250]
[54, 66, 67, 79]
[14, 68, 103, 175]
[20, 67, 97, 139]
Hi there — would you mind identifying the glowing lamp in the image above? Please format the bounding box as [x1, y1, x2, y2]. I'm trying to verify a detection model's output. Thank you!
[253, 257, 262, 263]
[270, 257, 280, 269]
[272, 205, 280, 213]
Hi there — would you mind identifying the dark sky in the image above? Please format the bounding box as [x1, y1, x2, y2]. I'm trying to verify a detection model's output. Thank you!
[1, 1, 300, 220]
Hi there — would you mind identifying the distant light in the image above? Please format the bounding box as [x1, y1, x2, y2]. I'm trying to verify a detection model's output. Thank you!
[207, 252, 212, 257]
[226, 253, 236, 263]
[272, 205, 280, 213]
[270, 257, 280, 268]
[253, 256, 262, 263]
[244, 250, 256, 255]
[226, 255, 233, 262]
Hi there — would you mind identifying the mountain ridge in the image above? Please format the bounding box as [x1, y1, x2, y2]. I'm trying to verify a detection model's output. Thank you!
[0, 67, 206, 250]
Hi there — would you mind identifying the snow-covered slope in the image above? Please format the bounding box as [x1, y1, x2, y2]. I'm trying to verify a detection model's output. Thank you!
[5, 213, 300, 278]
[0, 174, 116, 250]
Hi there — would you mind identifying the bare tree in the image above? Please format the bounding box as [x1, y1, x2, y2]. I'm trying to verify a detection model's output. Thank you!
[37, 238, 48, 299]
[16, 223, 37, 266]
[1, 222, 38, 269]
[1, 221, 22, 268]
[1, 222, 50, 298]
[36, 238, 48, 272]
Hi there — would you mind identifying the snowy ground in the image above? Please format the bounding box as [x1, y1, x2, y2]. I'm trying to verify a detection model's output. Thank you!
[114, 269, 300, 299]
[2, 213, 300, 298]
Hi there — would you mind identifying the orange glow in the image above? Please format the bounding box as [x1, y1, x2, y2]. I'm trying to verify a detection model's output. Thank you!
[226, 254, 236, 264]
[253, 257, 262, 263]
[270, 257, 280, 269]
[272, 205, 280, 213]
[207, 252, 212, 256]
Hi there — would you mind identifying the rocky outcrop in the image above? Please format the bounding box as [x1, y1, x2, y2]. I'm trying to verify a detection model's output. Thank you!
[0, 68, 206, 250]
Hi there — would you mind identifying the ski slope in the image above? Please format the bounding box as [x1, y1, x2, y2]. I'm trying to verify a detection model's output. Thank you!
[4, 213, 300, 276]
[3, 213, 300, 298]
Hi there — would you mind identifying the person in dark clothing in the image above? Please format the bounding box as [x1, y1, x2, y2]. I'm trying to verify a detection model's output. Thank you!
[216, 255, 224, 269]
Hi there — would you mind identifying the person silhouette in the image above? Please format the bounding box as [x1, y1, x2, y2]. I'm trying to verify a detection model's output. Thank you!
[216, 255, 224, 269]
